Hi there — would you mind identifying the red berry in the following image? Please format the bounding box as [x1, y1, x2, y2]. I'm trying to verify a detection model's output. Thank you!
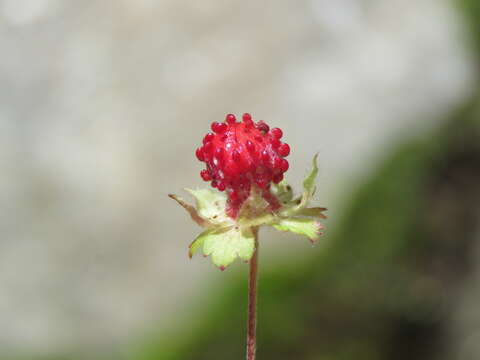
[278, 143, 290, 157]
[244, 118, 254, 128]
[203, 132, 214, 144]
[196, 147, 205, 161]
[225, 114, 236, 124]
[261, 150, 270, 164]
[195, 113, 291, 218]
[246, 140, 255, 153]
[256, 121, 269, 133]
[211, 122, 227, 134]
[271, 127, 283, 139]
[273, 157, 283, 171]
[229, 190, 239, 201]
[232, 149, 241, 162]
[214, 147, 224, 159]
[200, 170, 211, 181]
[271, 138, 281, 148]
[203, 141, 213, 157]
[255, 175, 268, 189]
[273, 173, 284, 184]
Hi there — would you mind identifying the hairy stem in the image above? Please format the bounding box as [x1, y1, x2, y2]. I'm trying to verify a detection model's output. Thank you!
[247, 228, 259, 360]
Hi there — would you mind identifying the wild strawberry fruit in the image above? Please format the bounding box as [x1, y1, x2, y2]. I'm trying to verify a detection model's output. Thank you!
[172, 114, 326, 360]
[195, 113, 291, 218]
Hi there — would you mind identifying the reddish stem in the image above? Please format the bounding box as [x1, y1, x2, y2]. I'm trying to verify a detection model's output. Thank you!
[247, 228, 259, 360]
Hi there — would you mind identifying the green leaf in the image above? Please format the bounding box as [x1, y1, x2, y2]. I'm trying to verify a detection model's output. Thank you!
[272, 217, 324, 243]
[185, 188, 229, 225]
[202, 227, 256, 269]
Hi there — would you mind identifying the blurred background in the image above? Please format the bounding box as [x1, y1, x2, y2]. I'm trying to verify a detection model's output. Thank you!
[1, 0, 480, 359]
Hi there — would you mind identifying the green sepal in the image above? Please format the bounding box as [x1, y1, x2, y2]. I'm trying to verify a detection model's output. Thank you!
[171, 154, 326, 269]
[272, 217, 324, 243]
[297, 153, 319, 209]
[194, 226, 256, 269]
[184, 188, 229, 225]
[188, 227, 219, 258]
[281, 154, 320, 216]
[303, 154, 319, 196]
[270, 154, 326, 243]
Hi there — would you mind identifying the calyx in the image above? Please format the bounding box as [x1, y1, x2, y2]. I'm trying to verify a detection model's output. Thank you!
[170, 155, 326, 270]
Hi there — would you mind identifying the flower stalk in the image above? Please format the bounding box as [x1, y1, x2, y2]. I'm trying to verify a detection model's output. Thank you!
[247, 228, 259, 360]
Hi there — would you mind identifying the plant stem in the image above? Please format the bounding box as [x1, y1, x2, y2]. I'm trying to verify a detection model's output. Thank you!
[247, 228, 259, 360]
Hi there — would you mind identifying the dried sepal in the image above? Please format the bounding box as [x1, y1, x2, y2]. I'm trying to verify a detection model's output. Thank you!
[271, 179, 294, 204]
[168, 194, 212, 228]
[296, 207, 327, 219]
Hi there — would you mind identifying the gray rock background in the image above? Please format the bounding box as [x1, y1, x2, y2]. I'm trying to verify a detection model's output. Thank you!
[0, 0, 476, 357]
